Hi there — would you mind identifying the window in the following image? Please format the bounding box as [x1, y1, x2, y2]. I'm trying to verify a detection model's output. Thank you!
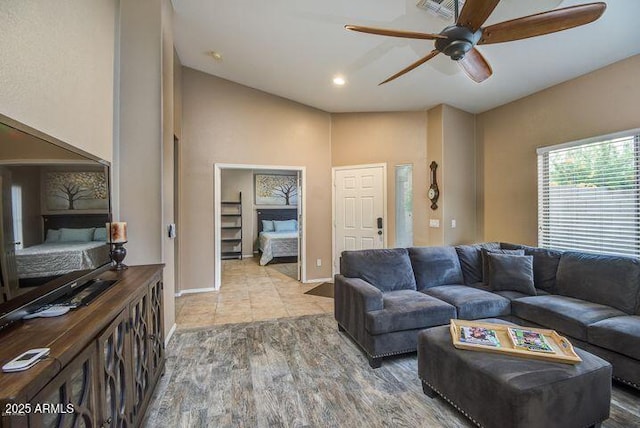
[11, 185, 23, 250]
[395, 164, 413, 247]
[537, 130, 640, 257]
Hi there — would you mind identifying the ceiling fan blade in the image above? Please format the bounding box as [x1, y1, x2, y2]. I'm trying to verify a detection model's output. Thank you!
[345, 25, 446, 40]
[458, 48, 492, 83]
[379, 49, 440, 85]
[479, 2, 606, 45]
[456, 0, 501, 32]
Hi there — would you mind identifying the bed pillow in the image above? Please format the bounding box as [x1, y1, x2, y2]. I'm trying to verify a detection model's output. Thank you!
[59, 227, 95, 242]
[45, 229, 61, 243]
[262, 220, 275, 232]
[273, 219, 297, 232]
[93, 227, 108, 241]
[487, 253, 536, 296]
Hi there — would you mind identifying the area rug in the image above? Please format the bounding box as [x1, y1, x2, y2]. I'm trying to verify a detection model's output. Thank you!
[143, 315, 640, 428]
[304, 282, 334, 298]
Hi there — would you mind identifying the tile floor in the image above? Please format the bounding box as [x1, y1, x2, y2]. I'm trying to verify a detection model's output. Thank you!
[175, 257, 333, 329]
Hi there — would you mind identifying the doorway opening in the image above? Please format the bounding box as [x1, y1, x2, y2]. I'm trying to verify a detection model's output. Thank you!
[213, 163, 306, 289]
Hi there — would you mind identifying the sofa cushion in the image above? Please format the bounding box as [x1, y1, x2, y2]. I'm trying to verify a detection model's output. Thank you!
[408, 246, 464, 290]
[423, 285, 510, 320]
[365, 290, 456, 335]
[501, 243, 563, 293]
[487, 253, 536, 296]
[492, 290, 532, 301]
[340, 248, 417, 292]
[588, 316, 640, 361]
[468, 282, 491, 292]
[481, 248, 525, 283]
[455, 243, 500, 285]
[556, 251, 640, 315]
[512, 295, 627, 341]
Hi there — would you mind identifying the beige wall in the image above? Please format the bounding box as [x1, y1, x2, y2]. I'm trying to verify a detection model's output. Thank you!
[181, 68, 332, 289]
[426, 106, 444, 246]
[173, 50, 183, 292]
[118, 0, 176, 335]
[0, 0, 116, 162]
[161, 0, 176, 333]
[426, 105, 476, 246]
[442, 105, 476, 245]
[118, 0, 162, 265]
[331, 112, 429, 247]
[477, 54, 640, 245]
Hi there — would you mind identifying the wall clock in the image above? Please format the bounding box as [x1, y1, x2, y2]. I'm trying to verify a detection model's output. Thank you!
[428, 161, 439, 210]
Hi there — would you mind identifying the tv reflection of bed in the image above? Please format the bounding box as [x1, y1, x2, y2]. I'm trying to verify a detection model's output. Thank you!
[257, 209, 298, 266]
[16, 214, 110, 285]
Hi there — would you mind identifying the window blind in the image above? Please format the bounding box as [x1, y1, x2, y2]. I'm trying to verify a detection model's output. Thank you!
[537, 132, 640, 257]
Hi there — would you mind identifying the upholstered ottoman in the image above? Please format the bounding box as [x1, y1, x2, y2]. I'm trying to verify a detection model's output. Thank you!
[417, 319, 612, 428]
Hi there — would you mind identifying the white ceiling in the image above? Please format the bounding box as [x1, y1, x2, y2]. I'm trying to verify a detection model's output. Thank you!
[172, 0, 640, 114]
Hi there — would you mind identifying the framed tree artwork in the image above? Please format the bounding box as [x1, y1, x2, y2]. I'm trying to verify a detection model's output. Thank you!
[255, 174, 298, 206]
[43, 168, 109, 213]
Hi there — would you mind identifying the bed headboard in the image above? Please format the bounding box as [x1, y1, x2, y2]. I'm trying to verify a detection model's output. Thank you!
[257, 208, 297, 233]
[42, 214, 110, 240]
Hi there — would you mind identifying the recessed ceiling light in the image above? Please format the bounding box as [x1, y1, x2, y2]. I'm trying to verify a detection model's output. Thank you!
[333, 76, 346, 86]
[207, 51, 223, 61]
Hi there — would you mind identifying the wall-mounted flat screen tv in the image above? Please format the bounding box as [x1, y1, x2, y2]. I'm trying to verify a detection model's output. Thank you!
[0, 116, 112, 330]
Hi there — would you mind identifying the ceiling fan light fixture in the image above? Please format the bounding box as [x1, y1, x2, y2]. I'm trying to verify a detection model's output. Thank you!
[435, 25, 482, 60]
[347, 1, 606, 85]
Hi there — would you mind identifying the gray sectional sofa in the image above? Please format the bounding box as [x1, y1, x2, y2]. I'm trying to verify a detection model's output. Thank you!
[334, 243, 640, 389]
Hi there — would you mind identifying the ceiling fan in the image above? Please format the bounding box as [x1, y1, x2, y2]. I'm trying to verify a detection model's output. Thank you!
[345, 0, 606, 84]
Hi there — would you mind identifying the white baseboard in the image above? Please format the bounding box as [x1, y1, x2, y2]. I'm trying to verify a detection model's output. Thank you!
[242, 254, 254, 259]
[165, 323, 177, 346]
[175, 287, 217, 297]
[304, 277, 332, 284]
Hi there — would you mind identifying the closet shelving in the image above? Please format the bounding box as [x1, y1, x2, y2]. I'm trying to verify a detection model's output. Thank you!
[221, 192, 243, 260]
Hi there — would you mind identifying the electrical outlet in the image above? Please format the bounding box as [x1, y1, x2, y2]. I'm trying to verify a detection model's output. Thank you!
[316, 258, 322, 267]
[429, 219, 440, 228]
[451, 219, 456, 228]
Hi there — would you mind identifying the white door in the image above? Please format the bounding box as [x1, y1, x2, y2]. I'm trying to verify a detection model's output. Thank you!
[333, 164, 386, 274]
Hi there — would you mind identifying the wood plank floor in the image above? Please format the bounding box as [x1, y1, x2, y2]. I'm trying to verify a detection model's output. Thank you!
[144, 314, 640, 428]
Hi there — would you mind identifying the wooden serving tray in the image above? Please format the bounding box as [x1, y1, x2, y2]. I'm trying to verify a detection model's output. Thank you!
[449, 319, 582, 365]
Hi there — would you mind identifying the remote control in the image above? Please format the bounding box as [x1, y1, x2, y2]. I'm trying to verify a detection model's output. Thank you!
[22, 305, 71, 320]
[2, 348, 50, 372]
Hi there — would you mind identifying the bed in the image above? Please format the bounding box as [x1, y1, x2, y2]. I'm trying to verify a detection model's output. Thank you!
[16, 214, 110, 280]
[257, 209, 299, 266]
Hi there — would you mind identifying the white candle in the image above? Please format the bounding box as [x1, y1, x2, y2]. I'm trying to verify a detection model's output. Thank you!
[107, 222, 127, 243]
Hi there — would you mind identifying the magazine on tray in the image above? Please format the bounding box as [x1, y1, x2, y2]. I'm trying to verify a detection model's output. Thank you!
[508, 327, 555, 353]
[459, 326, 501, 347]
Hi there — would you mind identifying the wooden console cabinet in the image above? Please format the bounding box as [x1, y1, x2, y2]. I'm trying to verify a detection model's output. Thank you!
[0, 265, 165, 428]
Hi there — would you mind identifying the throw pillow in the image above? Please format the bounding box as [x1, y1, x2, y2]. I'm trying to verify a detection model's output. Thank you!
[261, 220, 275, 232]
[45, 229, 61, 243]
[273, 220, 297, 232]
[59, 227, 96, 242]
[93, 227, 108, 241]
[481, 248, 525, 283]
[487, 253, 536, 296]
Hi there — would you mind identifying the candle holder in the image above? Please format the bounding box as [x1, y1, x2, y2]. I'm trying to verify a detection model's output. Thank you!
[110, 241, 128, 271]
